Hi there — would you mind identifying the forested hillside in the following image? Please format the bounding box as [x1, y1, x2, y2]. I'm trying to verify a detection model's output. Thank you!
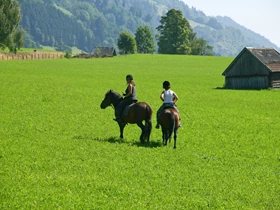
[18, 0, 279, 56]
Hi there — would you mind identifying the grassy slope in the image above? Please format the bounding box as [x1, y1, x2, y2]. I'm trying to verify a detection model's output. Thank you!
[0, 55, 279, 209]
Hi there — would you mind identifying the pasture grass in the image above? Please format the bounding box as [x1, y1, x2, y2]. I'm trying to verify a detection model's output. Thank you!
[1, 55, 280, 209]
[17, 48, 58, 53]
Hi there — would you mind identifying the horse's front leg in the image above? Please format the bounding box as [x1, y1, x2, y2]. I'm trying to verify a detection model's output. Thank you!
[118, 122, 126, 139]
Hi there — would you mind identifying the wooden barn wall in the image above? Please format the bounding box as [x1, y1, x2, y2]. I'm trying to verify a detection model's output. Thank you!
[225, 76, 269, 89]
[224, 51, 270, 77]
[271, 72, 280, 80]
[271, 72, 280, 88]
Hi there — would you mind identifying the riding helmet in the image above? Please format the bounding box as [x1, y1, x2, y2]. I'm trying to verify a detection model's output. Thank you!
[126, 74, 133, 80]
[163, 81, 170, 89]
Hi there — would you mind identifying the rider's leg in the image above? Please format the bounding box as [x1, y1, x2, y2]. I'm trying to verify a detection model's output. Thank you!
[114, 99, 131, 121]
[155, 105, 163, 128]
[114, 102, 124, 121]
[173, 105, 181, 127]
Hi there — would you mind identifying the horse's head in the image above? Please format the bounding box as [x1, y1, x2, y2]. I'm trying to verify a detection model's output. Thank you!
[100, 90, 122, 109]
[100, 90, 113, 109]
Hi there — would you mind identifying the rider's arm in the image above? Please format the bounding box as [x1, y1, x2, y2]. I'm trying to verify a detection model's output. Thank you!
[173, 92, 178, 103]
[160, 91, 164, 102]
[124, 84, 132, 98]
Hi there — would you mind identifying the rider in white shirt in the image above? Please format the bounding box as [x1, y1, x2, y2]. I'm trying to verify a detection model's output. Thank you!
[155, 81, 181, 129]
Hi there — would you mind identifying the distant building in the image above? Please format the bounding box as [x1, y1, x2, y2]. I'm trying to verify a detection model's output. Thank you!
[93, 47, 117, 57]
[222, 47, 280, 89]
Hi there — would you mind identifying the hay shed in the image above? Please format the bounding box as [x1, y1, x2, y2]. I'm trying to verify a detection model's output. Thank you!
[222, 47, 280, 89]
[93, 47, 117, 57]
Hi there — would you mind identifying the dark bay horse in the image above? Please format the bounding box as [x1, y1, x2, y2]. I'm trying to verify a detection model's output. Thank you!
[159, 108, 180, 148]
[100, 90, 152, 143]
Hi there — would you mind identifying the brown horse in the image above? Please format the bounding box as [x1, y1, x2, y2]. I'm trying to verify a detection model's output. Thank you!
[100, 90, 152, 143]
[159, 108, 180, 148]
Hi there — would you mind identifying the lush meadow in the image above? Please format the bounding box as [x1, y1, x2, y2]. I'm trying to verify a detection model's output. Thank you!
[0, 55, 279, 209]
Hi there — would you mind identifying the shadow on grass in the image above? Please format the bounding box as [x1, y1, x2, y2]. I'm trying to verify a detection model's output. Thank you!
[131, 140, 162, 148]
[72, 135, 162, 148]
[214, 86, 265, 91]
[215, 86, 226, 90]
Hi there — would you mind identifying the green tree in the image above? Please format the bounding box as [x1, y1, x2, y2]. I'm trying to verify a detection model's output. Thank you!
[156, 9, 192, 54]
[135, 26, 156, 54]
[117, 31, 137, 54]
[9, 27, 24, 51]
[191, 38, 213, 55]
[0, 0, 24, 53]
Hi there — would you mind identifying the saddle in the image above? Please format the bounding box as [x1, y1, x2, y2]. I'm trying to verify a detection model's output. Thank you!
[122, 102, 136, 117]
[163, 104, 175, 110]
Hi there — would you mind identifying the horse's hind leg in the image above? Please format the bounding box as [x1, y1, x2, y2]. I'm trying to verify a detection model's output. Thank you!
[168, 130, 172, 143]
[173, 128, 178, 149]
[164, 134, 168, 146]
[162, 133, 165, 145]
[137, 122, 145, 143]
[144, 120, 152, 142]
[161, 128, 165, 145]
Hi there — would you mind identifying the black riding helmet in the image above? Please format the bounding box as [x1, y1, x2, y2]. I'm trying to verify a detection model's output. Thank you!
[163, 81, 170, 89]
[126, 74, 133, 80]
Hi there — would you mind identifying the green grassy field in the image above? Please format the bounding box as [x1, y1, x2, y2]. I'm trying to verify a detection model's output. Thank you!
[1, 55, 279, 209]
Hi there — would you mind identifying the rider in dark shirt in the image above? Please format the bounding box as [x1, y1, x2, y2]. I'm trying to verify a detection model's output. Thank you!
[114, 74, 137, 122]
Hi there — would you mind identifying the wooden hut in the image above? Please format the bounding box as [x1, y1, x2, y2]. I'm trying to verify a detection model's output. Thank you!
[93, 47, 117, 57]
[222, 47, 280, 89]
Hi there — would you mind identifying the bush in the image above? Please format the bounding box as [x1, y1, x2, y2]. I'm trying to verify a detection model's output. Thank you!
[64, 51, 72, 59]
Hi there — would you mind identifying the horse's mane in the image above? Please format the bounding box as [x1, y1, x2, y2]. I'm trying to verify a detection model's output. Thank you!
[108, 90, 123, 105]
[108, 89, 122, 98]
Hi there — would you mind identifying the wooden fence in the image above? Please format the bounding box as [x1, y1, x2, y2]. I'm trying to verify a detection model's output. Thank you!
[0, 52, 64, 60]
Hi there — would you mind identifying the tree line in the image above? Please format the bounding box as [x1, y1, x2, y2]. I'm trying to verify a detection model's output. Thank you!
[118, 9, 213, 55]
[1, 0, 212, 55]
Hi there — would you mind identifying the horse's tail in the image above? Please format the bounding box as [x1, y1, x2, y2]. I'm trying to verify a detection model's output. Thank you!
[144, 104, 153, 140]
[167, 111, 176, 140]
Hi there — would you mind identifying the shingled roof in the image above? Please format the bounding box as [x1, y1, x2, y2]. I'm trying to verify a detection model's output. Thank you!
[222, 47, 280, 76]
[93, 47, 116, 57]
[247, 47, 280, 72]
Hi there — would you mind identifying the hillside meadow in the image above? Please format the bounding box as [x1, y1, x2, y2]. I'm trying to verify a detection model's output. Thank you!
[0, 55, 279, 209]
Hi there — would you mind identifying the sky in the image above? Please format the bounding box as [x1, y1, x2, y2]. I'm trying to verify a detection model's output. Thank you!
[181, 0, 280, 47]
